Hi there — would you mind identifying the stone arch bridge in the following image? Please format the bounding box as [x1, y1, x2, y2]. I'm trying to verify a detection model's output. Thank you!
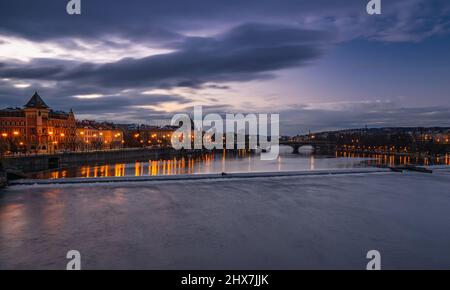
[279, 140, 336, 154]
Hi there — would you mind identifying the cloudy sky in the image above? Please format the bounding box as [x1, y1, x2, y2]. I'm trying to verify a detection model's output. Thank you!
[0, 0, 450, 134]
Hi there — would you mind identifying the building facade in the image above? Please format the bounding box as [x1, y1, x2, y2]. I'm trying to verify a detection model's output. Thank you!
[76, 120, 124, 151]
[0, 93, 76, 154]
[124, 125, 177, 147]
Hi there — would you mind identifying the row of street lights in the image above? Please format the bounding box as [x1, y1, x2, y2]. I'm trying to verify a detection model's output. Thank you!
[1, 130, 69, 154]
[1, 131, 20, 137]
[1, 131, 25, 155]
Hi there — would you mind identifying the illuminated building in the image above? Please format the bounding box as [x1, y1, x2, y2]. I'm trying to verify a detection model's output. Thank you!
[76, 120, 124, 151]
[124, 125, 177, 147]
[0, 92, 76, 154]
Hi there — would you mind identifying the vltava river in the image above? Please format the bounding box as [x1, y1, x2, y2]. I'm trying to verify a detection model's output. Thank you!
[30, 147, 450, 179]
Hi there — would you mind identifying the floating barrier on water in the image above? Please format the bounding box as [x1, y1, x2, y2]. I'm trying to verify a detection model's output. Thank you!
[391, 165, 433, 174]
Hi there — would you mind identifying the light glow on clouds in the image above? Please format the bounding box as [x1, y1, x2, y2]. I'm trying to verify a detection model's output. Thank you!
[141, 89, 175, 96]
[0, 34, 173, 63]
[142, 87, 220, 107]
[13, 83, 30, 88]
[135, 102, 189, 113]
[73, 94, 104, 99]
[301, 100, 394, 111]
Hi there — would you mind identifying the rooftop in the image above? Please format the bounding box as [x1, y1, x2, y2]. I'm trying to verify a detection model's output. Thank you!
[24, 92, 49, 109]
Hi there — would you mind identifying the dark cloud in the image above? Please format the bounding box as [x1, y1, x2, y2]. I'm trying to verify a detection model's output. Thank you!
[0, 1, 356, 40]
[1, 0, 450, 130]
[0, 23, 327, 89]
[58, 94, 190, 113]
[1, 0, 448, 44]
[0, 61, 65, 79]
[0, 79, 190, 118]
[0, 22, 328, 125]
[204, 84, 230, 90]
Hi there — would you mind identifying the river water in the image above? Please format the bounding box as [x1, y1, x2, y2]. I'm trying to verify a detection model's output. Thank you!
[2, 146, 450, 269]
[2, 169, 450, 269]
[30, 146, 450, 179]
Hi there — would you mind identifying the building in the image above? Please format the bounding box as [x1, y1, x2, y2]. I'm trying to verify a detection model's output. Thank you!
[124, 125, 178, 147]
[0, 92, 76, 154]
[76, 120, 124, 151]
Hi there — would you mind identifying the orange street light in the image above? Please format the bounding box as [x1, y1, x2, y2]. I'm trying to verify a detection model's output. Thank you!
[13, 131, 19, 136]
[60, 133, 65, 137]
[1, 133, 7, 137]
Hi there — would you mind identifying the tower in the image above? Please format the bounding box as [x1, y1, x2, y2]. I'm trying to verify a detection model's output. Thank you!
[23, 92, 50, 153]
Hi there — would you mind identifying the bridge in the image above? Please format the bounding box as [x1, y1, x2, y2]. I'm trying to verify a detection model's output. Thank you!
[280, 140, 336, 154]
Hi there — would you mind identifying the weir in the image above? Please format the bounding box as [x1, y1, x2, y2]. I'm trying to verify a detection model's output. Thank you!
[9, 168, 392, 186]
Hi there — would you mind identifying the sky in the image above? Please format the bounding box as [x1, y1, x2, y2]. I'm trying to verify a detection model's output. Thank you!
[0, 0, 450, 135]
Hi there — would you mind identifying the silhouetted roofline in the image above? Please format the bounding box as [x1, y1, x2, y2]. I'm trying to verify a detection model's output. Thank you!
[24, 92, 49, 109]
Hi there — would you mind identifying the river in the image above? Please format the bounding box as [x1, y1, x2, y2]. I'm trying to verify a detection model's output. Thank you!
[2, 168, 450, 269]
[29, 146, 450, 179]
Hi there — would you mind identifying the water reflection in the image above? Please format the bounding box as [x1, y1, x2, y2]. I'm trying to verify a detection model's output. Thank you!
[30, 150, 450, 180]
[336, 152, 450, 167]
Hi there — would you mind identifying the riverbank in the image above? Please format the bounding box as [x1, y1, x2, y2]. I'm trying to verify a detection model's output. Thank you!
[0, 147, 207, 173]
[1, 170, 450, 269]
[336, 148, 450, 159]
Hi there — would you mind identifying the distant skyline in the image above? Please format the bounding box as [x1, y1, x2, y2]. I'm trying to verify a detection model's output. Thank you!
[1, 0, 450, 135]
